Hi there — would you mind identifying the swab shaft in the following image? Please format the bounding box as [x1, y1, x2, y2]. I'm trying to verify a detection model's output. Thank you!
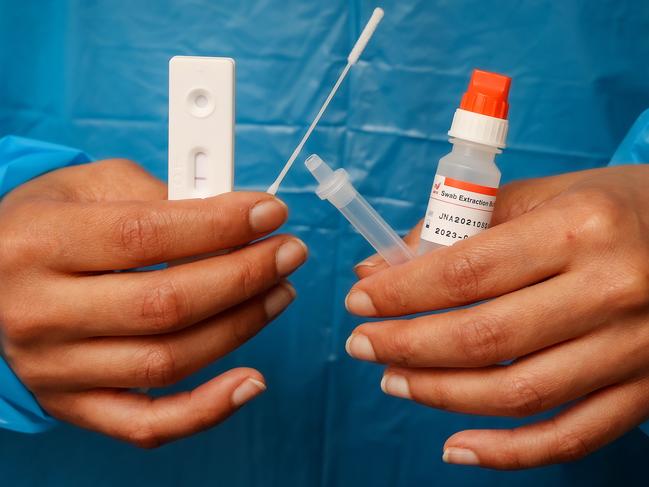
[267, 63, 351, 195]
[267, 7, 384, 195]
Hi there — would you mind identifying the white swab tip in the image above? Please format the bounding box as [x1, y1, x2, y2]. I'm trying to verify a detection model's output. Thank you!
[347, 7, 385, 65]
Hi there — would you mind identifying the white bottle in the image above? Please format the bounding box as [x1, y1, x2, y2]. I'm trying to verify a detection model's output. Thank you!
[419, 69, 511, 254]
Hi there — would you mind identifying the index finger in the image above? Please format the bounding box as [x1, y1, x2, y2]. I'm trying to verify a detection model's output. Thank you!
[353, 171, 590, 280]
[345, 203, 572, 317]
[37, 192, 288, 271]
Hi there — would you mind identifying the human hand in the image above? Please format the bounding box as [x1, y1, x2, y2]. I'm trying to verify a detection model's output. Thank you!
[345, 165, 649, 469]
[0, 159, 307, 447]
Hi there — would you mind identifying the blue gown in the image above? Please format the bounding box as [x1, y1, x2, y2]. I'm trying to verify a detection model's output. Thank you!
[1, 1, 648, 485]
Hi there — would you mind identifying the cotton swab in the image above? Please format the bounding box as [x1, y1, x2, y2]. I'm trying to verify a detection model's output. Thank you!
[267, 7, 385, 195]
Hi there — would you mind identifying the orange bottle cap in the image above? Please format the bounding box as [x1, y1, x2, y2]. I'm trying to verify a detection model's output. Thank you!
[459, 69, 511, 119]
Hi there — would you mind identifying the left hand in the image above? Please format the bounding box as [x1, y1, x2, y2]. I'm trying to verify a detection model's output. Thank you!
[344, 165, 649, 470]
[0, 159, 307, 447]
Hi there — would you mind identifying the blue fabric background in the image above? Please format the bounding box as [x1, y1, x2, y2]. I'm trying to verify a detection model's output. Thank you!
[1, 0, 648, 485]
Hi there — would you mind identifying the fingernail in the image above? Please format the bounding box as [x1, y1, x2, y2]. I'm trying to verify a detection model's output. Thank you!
[231, 378, 267, 407]
[250, 199, 288, 233]
[264, 283, 296, 318]
[345, 333, 376, 361]
[354, 256, 380, 270]
[442, 447, 480, 466]
[345, 289, 377, 315]
[380, 373, 411, 399]
[276, 239, 308, 276]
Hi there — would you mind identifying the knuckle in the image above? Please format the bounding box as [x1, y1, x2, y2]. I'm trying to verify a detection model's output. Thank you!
[420, 379, 452, 410]
[230, 304, 268, 345]
[454, 316, 505, 365]
[5, 347, 59, 391]
[569, 191, 623, 246]
[109, 158, 141, 171]
[15, 364, 53, 391]
[441, 251, 484, 304]
[195, 408, 218, 432]
[504, 374, 545, 417]
[6, 354, 42, 387]
[383, 276, 412, 312]
[126, 422, 162, 449]
[231, 318, 254, 345]
[383, 330, 418, 366]
[207, 204, 241, 240]
[116, 210, 166, 264]
[499, 449, 525, 470]
[0, 230, 17, 269]
[238, 256, 266, 300]
[0, 222, 34, 270]
[95, 158, 145, 178]
[370, 277, 409, 313]
[601, 267, 649, 311]
[140, 279, 189, 332]
[552, 430, 592, 463]
[137, 343, 177, 388]
[0, 307, 42, 344]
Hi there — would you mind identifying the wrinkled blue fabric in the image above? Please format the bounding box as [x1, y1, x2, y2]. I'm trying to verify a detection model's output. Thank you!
[1, 0, 649, 486]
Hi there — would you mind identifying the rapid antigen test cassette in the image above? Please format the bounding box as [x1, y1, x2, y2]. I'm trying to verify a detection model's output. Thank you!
[168, 56, 235, 200]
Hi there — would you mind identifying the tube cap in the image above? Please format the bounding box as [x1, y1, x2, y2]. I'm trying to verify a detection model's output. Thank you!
[460, 69, 511, 119]
[448, 69, 512, 148]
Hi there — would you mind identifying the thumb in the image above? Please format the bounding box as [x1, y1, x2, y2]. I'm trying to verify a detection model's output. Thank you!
[354, 220, 423, 279]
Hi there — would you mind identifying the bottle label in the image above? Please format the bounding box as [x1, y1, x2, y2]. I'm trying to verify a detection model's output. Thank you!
[420, 174, 498, 246]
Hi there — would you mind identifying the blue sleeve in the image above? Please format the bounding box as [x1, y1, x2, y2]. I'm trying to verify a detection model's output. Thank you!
[0, 135, 90, 433]
[608, 108, 649, 166]
[606, 110, 649, 436]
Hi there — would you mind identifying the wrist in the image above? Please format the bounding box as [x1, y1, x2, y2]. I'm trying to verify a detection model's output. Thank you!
[0, 135, 89, 433]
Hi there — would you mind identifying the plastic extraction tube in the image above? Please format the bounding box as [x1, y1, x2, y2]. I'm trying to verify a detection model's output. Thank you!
[305, 154, 413, 266]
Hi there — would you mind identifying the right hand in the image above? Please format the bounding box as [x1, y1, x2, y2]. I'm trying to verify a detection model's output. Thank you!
[0, 158, 307, 447]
